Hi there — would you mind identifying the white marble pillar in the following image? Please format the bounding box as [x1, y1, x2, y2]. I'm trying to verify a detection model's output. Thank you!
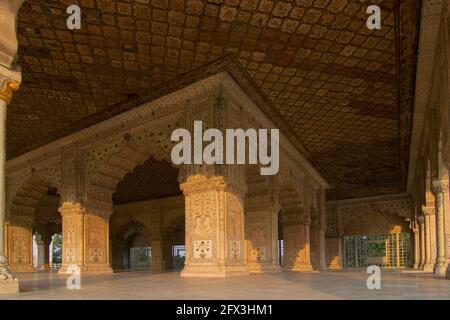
[418, 215, 425, 270]
[422, 206, 435, 272]
[432, 179, 448, 276]
[0, 69, 21, 294]
[34, 234, 45, 271]
[412, 225, 420, 269]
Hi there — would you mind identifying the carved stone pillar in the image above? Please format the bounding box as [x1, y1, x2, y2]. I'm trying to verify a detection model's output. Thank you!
[181, 175, 249, 277]
[245, 207, 281, 273]
[6, 217, 35, 273]
[84, 213, 113, 273]
[41, 236, 51, 271]
[318, 189, 327, 269]
[0, 4, 24, 291]
[59, 203, 84, 274]
[151, 240, 164, 272]
[179, 89, 249, 277]
[325, 236, 343, 269]
[59, 203, 113, 274]
[163, 240, 174, 271]
[442, 179, 450, 279]
[310, 222, 326, 269]
[422, 206, 435, 272]
[34, 234, 45, 270]
[245, 174, 281, 273]
[418, 215, 425, 270]
[432, 179, 448, 276]
[281, 205, 313, 272]
[412, 224, 420, 269]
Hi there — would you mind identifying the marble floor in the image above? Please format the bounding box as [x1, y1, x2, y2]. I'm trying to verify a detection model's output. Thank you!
[1, 269, 449, 300]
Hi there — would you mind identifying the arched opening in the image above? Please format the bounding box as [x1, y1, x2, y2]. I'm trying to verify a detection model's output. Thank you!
[109, 155, 184, 273]
[8, 176, 62, 272]
[342, 211, 412, 269]
[111, 220, 151, 271]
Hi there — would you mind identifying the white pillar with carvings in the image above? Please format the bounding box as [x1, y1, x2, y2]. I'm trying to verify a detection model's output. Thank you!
[0, 0, 25, 295]
[432, 179, 448, 275]
[422, 206, 435, 272]
[418, 215, 425, 270]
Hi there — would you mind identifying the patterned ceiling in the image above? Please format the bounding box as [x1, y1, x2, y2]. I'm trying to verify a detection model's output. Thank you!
[9, 0, 421, 200]
[113, 157, 180, 204]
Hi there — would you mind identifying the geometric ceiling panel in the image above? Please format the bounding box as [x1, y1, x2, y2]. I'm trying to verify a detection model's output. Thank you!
[113, 157, 180, 205]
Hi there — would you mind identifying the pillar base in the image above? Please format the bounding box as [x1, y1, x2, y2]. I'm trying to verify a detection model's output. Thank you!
[181, 264, 249, 277]
[327, 263, 342, 270]
[422, 263, 434, 273]
[433, 259, 447, 276]
[0, 255, 19, 295]
[247, 263, 282, 273]
[313, 265, 328, 271]
[0, 278, 19, 295]
[283, 264, 314, 272]
[58, 264, 113, 274]
[9, 265, 35, 273]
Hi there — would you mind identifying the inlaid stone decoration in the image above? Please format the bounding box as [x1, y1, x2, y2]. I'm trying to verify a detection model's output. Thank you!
[193, 240, 212, 260]
[229, 241, 241, 260]
[251, 247, 266, 261]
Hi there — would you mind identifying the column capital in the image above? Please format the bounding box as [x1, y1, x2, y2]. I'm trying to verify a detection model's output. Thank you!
[422, 206, 435, 216]
[0, 66, 21, 104]
[432, 179, 449, 195]
[180, 175, 247, 199]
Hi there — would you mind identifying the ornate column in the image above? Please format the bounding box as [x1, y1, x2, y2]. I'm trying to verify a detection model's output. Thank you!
[0, 0, 27, 294]
[310, 188, 327, 269]
[59, 203, 113, 274]
[34, 224, 53, 271]
[281, 205, 313, 272]
[150, 240, 164, 272]
[163, 240, 174, 271]
[432, 179, 448, 275]
[325, 236, 343, 269]
[310, 222, 326, 269]
[245, 173, 282, 273]
[58, 146, 113, 274]
[324, 204, 342, 269]
[180, 90, 249, 277]
[41, 234, 51, 271]
[418, 215, 425, 269]
[181, 175, 249, 277]
[5, 217, 35, 273]
[0, 66, 21, 295]
[34, 234, 45, 270]
[59, 203, 84, 274]
[422, 206, 435, 272]
[412, 222, 420, 269]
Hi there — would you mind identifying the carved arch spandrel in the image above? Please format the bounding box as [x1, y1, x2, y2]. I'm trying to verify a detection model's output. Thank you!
[83, 110, 183, 217]
[8, 172, 61, 221]
[337, 199, 413, 235]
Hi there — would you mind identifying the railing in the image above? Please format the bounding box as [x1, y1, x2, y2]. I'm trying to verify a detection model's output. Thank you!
[51, 263, 61, 270]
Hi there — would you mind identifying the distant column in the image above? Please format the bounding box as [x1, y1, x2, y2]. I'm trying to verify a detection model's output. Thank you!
[432, 179, 447, 276]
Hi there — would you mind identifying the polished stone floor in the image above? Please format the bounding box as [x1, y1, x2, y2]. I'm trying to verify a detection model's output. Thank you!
[1, 269, 449, 300]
